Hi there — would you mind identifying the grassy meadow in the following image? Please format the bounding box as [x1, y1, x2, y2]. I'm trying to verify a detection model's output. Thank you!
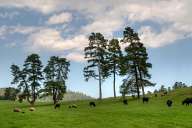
[0, 88, 192, 128]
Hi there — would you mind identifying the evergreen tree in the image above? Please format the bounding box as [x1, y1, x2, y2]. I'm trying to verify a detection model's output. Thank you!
[84, 33, 108, 100]
[122, 26, 153, 98]
[43, 56, 70, 104]
[23, 54, 43, 106]
[120, 76, 137, 100]
[11, 54, 43, 106]
[107, 39, 122, 98]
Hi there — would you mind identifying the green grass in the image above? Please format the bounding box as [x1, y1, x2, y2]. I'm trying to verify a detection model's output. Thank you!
[0, 88, 192, 128]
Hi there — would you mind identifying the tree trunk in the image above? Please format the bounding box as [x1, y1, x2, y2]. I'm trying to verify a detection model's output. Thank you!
[138, 69, 145, 97]
[134, 63, 140, 99]
[98, 62, 102, 100]
[53, 89, 57, 105]
[122, 93, 125, 100]
[113, 65, 116, 98]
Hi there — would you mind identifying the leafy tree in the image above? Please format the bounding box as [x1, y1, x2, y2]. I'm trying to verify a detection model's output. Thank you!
[122, 26, 153, 98]
[154, 89, 158, 93]
[4, 87, 20, 100]
[168, 87, 171, 92]
[10, 64, 30, 101]
[43, 56, 70, 104]
[159, 85, 167, 92]
[172, 82, 187, 90]
[121, 27, 141, 98]
[84, 33, 108, 100]
[23, 54, 43, 105]
[107, 39, 122, 98]
[120, 76, 137, 100]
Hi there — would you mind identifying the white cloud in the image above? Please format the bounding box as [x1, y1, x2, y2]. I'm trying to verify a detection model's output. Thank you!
[0, 0, 61, 14]
[0, 25, 39, 38]
[66, 52, 85, 62]
[26, 28, 88, 52]
[138, 26, 183, 48]
[1, 0, 192, 58]
[47, 12, 72, 25]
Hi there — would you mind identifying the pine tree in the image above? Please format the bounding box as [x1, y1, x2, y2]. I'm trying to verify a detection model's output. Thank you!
[122, 26, 153, 98]
[84, 33, 108, 100]
[23, 54, 43, 106]
[107, 39, 122, 98]
[43, 56, 70, 104]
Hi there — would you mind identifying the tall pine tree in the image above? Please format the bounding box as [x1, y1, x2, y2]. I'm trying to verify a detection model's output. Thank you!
[122, 27, 153, 98]
[84, 33, 108, 100]
[107, 39, 122, 98]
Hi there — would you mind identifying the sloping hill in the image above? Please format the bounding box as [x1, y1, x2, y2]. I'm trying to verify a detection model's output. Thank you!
[0, 87, 192, 128]
[38, 90, 93, 102]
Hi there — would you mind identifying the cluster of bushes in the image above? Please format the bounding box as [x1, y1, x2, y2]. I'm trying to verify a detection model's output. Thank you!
[0, 87, 19, 100]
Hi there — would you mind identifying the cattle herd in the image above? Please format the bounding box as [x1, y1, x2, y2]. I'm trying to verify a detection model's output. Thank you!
[13, 94, 192, 113]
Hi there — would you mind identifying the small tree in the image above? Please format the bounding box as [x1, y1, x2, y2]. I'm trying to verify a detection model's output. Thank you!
[23, 54, 43, 106]
[4, 87, 20, 100]
[11, 54, 43, 106]
[84, 33, 109, 100]
[43, 56, 70, 104]
[10, 64, 30, 102]
[120, 76, 137, 100]
[159, 85, 167, 92]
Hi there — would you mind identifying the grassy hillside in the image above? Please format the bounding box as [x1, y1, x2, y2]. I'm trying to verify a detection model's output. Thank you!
[38, 90, 93, 102]
[0, 88, 192, 128]
[0, 88, 93, 101]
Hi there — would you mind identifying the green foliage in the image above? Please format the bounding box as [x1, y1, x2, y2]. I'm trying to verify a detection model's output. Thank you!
[4, 87, 20, 100]
[121, 26, 153, 98]
[11, 53, 43, 105]
[120, 76, 137, 99]
[1, 88, 192, 128]
[84, 32, 108, 99]
[107, 39, 122, 98]
[159, 85, 167, 92]
[43, 56, 70, 104]
[172, 82, 188, 90]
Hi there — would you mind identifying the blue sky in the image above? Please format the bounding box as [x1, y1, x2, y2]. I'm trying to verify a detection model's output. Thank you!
[0, 0, 192, 98]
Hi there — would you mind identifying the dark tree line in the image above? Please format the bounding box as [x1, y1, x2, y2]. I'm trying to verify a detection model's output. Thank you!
[10, 54, 70, 106]
[84, 26, 154, 99]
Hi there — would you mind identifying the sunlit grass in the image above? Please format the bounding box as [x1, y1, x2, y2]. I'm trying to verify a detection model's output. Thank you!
[0, 88, 192, 128]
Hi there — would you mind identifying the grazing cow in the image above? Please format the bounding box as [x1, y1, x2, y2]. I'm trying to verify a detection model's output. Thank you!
[182, 98, 192, 106]
[143, 97, 149, 103]
[161, 94, 165, 97]
[132, 95, 136, 99]
[166, 100, 173, 107]
[155, 94, 158, 97]
[123, 99, 128, 105]
[13, 108, 21, 112]
[54, 103, 61, 109]
[69, 104, 77, 108]
[89, 102, 96, 107]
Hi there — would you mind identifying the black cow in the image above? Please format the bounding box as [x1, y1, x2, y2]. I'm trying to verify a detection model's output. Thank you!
[143, 97, 149, 103]
[123, 99, 128, 105]
[89, 102, 96, 107]
[155, 94, 158, 97]
[182, 98, 192, 106]
[166, 100, 173, 107]
[54, 103, 60, 109]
